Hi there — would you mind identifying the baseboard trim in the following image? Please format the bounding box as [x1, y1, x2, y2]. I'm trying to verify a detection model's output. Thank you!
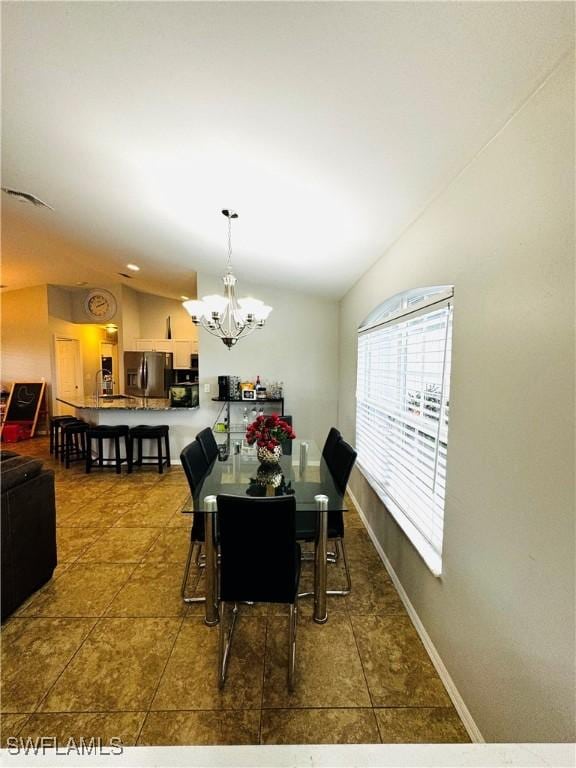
[347, 487, 485, 744]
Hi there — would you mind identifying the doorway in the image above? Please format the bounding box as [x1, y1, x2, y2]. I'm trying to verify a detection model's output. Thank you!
[54, 337, 83, 415]
[100, 341, 119, 395]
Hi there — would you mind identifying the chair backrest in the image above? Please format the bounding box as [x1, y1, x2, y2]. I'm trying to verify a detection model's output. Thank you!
[180, 439, 209, 543]
[217, 494, 299, 604]
[329, 439, 357, 493]
[279, 415, 293, 456]
[322, 427, 342, 468]
[196, 427, 219, 465]
[180, 440, 209, 495]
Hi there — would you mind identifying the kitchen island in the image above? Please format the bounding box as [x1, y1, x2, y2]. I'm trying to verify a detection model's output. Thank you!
[56, 395, 203, 464]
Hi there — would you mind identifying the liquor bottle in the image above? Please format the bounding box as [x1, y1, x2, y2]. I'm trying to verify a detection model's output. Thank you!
[256, 374, 266, 401]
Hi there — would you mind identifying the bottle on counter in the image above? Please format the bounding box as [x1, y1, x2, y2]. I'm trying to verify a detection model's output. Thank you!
[256, 375, 266, 400]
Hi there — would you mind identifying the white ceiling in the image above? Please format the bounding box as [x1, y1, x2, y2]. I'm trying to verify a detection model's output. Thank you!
[2, 2, 573, 299]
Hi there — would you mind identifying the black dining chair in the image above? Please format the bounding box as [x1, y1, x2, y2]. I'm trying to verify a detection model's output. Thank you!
[320, 426, 341, 486]
[279, 415, 293, 456]
[325, 438, 357, 595]
[196, 427, 219, 465]
[216, 494, 301, 691]
[322, 426, 342, 466]
[180, 439, 211, 603]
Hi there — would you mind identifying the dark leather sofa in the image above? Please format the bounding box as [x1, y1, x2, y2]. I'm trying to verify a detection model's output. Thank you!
[1, 450, 57, 621]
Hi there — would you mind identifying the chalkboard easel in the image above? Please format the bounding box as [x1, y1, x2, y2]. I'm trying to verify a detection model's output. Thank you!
[2, 382, 47, 438]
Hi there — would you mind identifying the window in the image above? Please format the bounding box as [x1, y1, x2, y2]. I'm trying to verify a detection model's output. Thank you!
[356, 287, 453, 575]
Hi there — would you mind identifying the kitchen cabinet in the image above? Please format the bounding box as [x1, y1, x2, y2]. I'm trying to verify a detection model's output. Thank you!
[134, 339, 198, 368]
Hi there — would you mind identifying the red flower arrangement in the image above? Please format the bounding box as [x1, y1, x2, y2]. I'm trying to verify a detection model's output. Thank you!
[245, 413, 296, 450]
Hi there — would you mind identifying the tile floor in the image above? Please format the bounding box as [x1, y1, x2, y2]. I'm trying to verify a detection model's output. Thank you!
[1, 436, 470, 747]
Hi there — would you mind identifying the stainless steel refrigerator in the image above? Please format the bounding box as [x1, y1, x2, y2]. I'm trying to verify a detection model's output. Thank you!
[124, 351, 173, 398]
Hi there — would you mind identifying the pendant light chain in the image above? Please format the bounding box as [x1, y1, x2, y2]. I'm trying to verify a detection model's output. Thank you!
[226, 214, 233, 272]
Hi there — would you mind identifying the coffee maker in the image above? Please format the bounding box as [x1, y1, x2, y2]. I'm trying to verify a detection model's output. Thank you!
[218, 375, 230, 401]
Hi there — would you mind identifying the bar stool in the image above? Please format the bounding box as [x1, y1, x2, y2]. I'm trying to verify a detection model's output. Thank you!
[86, 425, 132, 474]
[49, 416, 78, 458]
[61, 420, 89, 469]
[129, 425, 171, 474]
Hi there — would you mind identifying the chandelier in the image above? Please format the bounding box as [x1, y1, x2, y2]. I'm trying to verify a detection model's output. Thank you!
[182, 210, 273, 348]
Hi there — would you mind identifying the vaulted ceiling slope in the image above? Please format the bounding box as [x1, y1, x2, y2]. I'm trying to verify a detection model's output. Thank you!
[2, 2, 573, 298]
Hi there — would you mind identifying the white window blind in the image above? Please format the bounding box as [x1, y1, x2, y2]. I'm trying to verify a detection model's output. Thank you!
[356, 290, 453, 575]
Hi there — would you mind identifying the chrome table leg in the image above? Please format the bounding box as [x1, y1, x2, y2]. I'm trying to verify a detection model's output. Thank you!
[313, 494, 328, 624]
[204, 495, 219, 626]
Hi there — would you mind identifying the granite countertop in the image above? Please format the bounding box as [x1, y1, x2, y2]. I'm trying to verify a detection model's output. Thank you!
[56, 396, 198, 411]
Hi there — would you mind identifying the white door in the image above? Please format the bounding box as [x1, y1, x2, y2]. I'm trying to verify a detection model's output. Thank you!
[55, 338, 82, 415]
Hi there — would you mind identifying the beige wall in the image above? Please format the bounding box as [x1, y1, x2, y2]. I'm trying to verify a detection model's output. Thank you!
[338, 56, 575, 742]
[1, 285, 51, 401]
[119, 285, 141, 354]
[136, 291, 197, 343]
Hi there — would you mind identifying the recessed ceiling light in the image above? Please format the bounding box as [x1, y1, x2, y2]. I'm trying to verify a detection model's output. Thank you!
[126, 263, 140, 272]
[75, 281, 88, 286]
[180, 295, 190, 301]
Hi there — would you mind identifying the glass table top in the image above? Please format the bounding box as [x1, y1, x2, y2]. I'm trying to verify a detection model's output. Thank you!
[194, 439, 346, 513]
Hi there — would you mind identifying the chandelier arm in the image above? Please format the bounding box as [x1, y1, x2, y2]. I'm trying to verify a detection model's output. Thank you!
[198, 319, 229, 339]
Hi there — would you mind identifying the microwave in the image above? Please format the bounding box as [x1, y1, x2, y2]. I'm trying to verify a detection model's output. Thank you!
[169, 383, 199, 408]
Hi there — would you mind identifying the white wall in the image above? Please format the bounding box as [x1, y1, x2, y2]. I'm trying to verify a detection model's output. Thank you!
[197, 273, 339, 449]
[338, 55, 575, 742]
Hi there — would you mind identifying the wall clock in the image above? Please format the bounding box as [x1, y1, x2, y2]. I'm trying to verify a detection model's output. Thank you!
[84, 289, 117, 322]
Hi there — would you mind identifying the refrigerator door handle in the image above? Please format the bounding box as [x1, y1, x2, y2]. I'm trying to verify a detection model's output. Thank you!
[142, 357, 149, 392]
[138, 357, 145, 391]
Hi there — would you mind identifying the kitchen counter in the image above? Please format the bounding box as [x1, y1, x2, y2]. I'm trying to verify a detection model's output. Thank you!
[56, 396, 198, 411]
[56, 396, 203, 465]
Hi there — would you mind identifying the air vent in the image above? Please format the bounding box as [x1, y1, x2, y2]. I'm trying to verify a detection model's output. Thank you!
[117, 272, 133, 279]
[1, 187, 53, 210]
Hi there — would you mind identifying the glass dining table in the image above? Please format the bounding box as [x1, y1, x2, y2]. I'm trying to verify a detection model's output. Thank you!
[193, 438, 347, 625]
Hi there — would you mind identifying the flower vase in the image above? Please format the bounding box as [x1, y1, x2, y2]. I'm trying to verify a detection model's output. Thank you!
[257, 444, 282, 466]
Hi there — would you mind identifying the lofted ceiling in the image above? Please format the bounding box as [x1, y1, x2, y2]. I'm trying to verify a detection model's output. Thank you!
[1, 2, 573, 299]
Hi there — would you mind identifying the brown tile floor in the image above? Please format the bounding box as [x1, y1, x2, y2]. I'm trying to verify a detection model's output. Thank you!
[1, 436, 470, 747]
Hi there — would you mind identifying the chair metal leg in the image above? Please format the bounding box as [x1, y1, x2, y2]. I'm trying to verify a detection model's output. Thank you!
[218, 601, 238, 689]
[181, 540, 206, 603]
[288, 601, 297, 691]
[195, 545, 205, 567]
[326, 538, 352, 596]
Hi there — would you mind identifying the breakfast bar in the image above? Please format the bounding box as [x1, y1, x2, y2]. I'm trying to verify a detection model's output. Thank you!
[56, 395, 202, 462]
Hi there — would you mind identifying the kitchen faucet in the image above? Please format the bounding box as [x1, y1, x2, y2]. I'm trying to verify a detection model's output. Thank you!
[94, 369, 111, 405]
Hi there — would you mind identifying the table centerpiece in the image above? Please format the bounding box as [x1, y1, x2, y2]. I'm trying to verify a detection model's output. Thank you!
[245, 413, 295, 466]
